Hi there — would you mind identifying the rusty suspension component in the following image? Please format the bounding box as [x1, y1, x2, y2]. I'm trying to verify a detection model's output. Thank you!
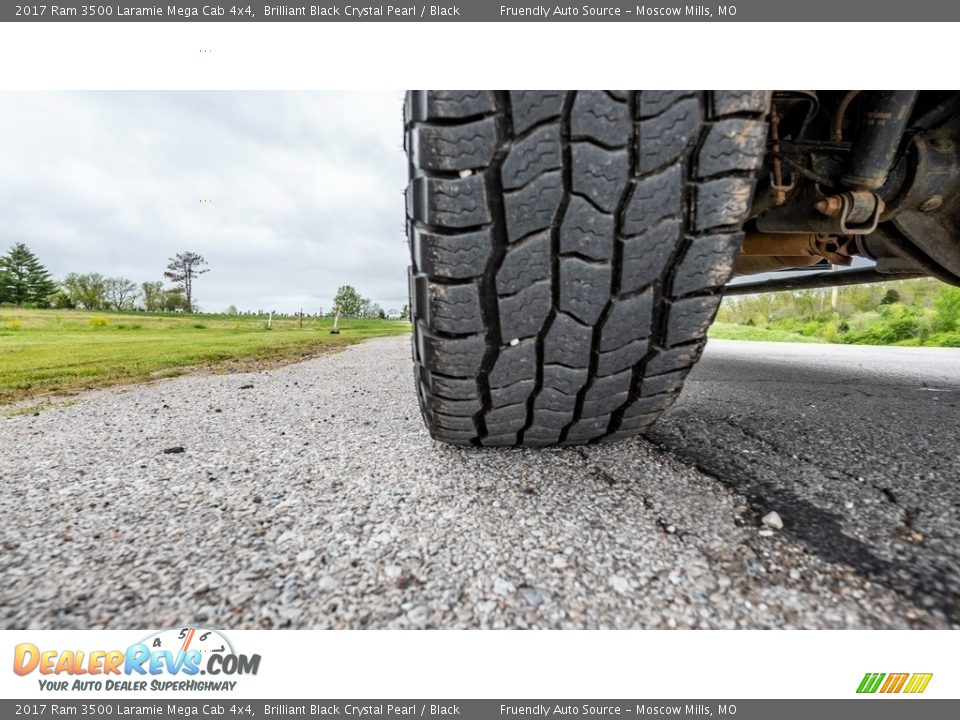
[734, 233, 858, 275]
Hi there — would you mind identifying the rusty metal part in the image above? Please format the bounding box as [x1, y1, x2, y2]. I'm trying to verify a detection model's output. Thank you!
[814, 196, 843, 216]
[761, 186, 884, 236]
[726, 267, 925, 296]
[734, 233, 857, 275]
[768, 104, 793, 206]
[832, 91, 861, 142]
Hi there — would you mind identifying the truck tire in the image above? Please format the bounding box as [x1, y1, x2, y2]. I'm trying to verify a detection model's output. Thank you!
[405, 90, 770, 447]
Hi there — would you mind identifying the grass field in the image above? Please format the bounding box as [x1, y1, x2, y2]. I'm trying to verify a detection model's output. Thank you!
[0, 308, 410, 404]
[709, 322, 823, 344]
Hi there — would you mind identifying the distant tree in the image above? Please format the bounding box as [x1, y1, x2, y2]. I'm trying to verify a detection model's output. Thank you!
[225, 304, 238, 315]
[49, 290, 75, 309]
[105, 277, 139, 311]
[333, 285, 364, 317]
[62, 272, 108, 310]
[400, 304, 410, 321]
[0, 243, 58, 306]
[880, 288, 901, 305]
[163, 290, 190, 313]
[933, 284, 960, 332]
[141, 281, 165, 312]
[357, 298, 385, 319]
[164, 251, 209, 313]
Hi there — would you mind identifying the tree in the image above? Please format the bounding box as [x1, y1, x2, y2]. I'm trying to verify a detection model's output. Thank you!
[400, 304, 410, 321]
[0, 243, 58, 306]
[105, 277, 139, 311]
[225, 304, 238, 315]
[164, 251, 209, 313]
[880, 288, 901, 305]
[141, 281, 165, 312]
[62, 272, 107, 310]
[333, 285, 364, 317]
[163, 290, 190, 312]
[933, 284, 960, 332]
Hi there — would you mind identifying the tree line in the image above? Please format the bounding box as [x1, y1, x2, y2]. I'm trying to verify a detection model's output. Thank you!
[0, 244, 210, 313]
[1, 243, 412, 320]
[717, 278, 960, 346]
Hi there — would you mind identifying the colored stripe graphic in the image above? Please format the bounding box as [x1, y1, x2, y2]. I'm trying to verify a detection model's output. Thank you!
[857, 672, 932, 694]
[880, 673, 909, 693]
[857, 673, 885, 693]
[904, 673, 934, 694]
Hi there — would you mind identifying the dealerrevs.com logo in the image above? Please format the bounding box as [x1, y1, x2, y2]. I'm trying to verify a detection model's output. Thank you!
[857, 673, 933, 694]
[13, 627, 260, 692]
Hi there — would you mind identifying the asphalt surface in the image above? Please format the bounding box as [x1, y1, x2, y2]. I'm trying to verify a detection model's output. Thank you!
[1, 336, 957, 629]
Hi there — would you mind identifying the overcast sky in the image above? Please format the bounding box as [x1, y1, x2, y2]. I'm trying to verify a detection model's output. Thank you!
[0, 91, 409, 313]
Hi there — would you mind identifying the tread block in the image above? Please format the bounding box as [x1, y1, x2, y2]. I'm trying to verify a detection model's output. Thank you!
[542, 364, 589, 396]
[616, 411, 660, 433]
[407, 175, 491, 228]
[559, 257, 612, 325]
[406, 90, 497, 122]
[428, 373, 478, 401]
[599, 291, 654, 351]
[570, 91, 631, 148]
[697, 119, 767, 178]
[531, 405, 575, 430]
[665, 295, 722, 347]
[410, 117, 498, 172]
[504, 171, 564, 240]
[564, 415, 611, 443]
[694, 177, 755, 230]
[488, 338, 537, 388]
[523, 428, 563, 446]
[543, 312, 592, 367]
[620, 219, 681, 294]
[501, 124, 562, 190]
[510, 91, 568, 134]
[583, 391, 629, 418]
[485, 402, 528, 425]
[624, 392, 680, 419]
[420, 278, 484, 334]
[571, 143, 630, 213]
[638, 97, 700, 173]
[644, 341, 706, 376]
[431, 429, 476, 445]
[711, 91, 771, 117]
[638, 91, 695, 118]
[425, 395, 482, 418]
[622, 164, 683, 235]
[432, 412, 477, 432]
[412, 227, 493, 279]
[418, 325, 486, 377]
[670, 234, 741, 297]
[583, 369, 632, 405]
[481, 433, 519, 447]
[640, 369, 689, 397]
[491, 379, 536, 408]
[498, 280, 552, 340]
[534, 387, 578, 414]
[561, 195, 615, 261]
[496, 231, 552, 296]
[597, 338, 648, 376]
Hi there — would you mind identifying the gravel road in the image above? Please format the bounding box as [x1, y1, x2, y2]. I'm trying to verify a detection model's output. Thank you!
[1, 336, 957, 629]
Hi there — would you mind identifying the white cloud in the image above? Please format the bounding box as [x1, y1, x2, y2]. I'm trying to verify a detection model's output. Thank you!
[0, 91, 410, 313]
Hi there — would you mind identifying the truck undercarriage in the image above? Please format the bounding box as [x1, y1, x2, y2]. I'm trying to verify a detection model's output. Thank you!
[731, 90, 960, 294]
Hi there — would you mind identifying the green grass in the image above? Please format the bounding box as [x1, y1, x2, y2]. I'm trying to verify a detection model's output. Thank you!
[709, 322, 823, 344]
[0, 308, 410, 404]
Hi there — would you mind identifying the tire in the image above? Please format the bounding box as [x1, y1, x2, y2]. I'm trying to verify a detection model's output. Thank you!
[405, 90, 770, 447]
